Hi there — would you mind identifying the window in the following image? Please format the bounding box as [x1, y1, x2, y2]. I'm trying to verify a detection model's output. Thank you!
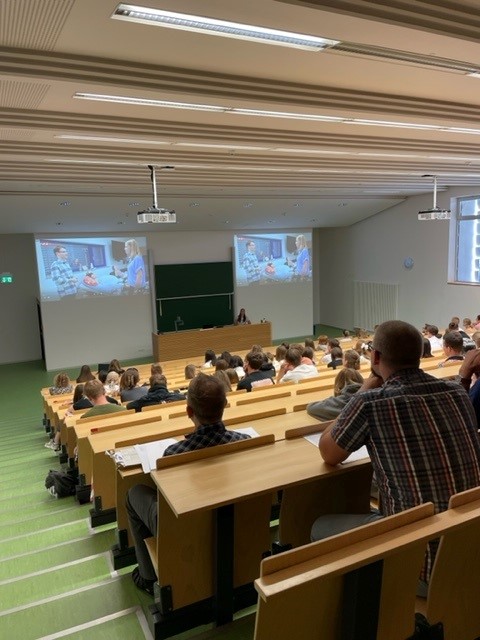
[454, 195, 480, 283]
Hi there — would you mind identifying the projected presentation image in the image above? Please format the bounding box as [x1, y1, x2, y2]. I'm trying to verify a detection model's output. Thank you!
[35, 236, 149, 301]
[234, 233, 312, 286]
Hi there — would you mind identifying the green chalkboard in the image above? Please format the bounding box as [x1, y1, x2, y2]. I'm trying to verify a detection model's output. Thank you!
[154, 262, 234, 332]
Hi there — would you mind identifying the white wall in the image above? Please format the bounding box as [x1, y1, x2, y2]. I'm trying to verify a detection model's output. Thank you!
[317, 186, 480, 331]
[2, 230, 316, 367]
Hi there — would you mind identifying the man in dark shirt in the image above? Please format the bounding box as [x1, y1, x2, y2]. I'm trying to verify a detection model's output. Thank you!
[126, 373, 250, 594]
[237, 351, 273, 392]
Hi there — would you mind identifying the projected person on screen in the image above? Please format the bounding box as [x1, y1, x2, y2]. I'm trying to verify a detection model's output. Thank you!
[242, 240, 261, 284]
[287, 235, 310, 280]
[50, 246, 78, 299]
[114, 239, 146, 291]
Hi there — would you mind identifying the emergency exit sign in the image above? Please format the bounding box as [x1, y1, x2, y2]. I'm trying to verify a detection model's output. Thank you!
[1, 273, 13, 284]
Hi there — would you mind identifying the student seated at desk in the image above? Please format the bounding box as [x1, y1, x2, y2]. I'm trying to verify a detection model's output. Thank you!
[49, 372, 73, 395]
[81, 380, 126, 418]
[307, 368, 364, 422]
[119, 368, 148, 403]
[314, 320, 480, 594]
[126, 374, 185, 412]
[277, 347, 318, 383]
[45, 382, 118, 451]
[237, 351, 273, 392]
[126, 373, 251, 595]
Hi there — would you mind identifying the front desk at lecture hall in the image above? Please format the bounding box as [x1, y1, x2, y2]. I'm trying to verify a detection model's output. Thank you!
[152, 322, 272, 361]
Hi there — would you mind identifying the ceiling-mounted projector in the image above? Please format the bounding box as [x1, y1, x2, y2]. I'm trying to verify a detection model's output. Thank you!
[137, 165, 176, 223]
[137, 209, 176, 224]
[418, 175, 450, 220]
[418, 208, 451, 220]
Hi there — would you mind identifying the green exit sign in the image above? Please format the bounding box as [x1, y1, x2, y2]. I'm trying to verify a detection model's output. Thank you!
[1, 273, 13, 284]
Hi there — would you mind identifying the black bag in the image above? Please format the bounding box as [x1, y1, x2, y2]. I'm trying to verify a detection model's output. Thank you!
[45, 468, 78, 498]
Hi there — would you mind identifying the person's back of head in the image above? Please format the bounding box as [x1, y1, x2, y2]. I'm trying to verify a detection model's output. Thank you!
[422, 338, 433, 358]
[333, 368, 364, 396]
[220, 351, 232, 366]
[150, 373, 167, 387]
[229, 355, 243, 369]
[327, 338, 340, 351]
[120, 368, 139, 390]
[184, 364, 197, 379]
[204, 349, 217, 365]
[245, 350, 265, 371]
[105, 370, 119, 385]
[373, 320, 423, 370]
[317, 335, 328, 346]
[98, 370, 108, 384]
[76, 364, 95, 383]
[151, 362, 163, 376]
[448, 321, 459, 332]
[109, 359, 123, 374]
[329, 346, 343, 361]
[473, 331, 480, 348]
[250, 344, 263, 354]
[285, 347, 302, 368]
[443, 331, 464, 354]
[463, 318, 472, 329]
[302, 346, 315, 362]
[225, 368, 239, 385]
[213, 369, 232, 392]
[84, 379, 105, 402]
[215, 359, 229, 371]
[342, 329, 351, 338]
[187, 373, 226, 424]
[54, 372, 70, 388]
[275, 344, 287, 361]
[343, 349, 360, 370]
[451, 316, 460, 325]
[305, 338, 315, 350]
[425, 324, 439, 337]
[73, 383, 85, 404]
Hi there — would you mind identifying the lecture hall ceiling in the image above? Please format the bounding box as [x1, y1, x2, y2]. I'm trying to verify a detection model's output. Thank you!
[1, 0, 480, 232]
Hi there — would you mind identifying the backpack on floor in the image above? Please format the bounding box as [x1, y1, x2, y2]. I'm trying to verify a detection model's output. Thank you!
[45, 468, 77, 498]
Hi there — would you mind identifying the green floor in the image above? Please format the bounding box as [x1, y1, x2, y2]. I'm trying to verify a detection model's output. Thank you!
[0, 327, 342, 638]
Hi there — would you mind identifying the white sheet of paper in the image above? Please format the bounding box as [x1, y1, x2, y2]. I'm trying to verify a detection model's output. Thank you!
[304, 432, 370, 463]
[134, 438, 179, 473]
[233, 427, 260, 438]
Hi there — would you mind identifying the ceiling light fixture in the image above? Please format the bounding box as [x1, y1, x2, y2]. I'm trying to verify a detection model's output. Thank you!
[111, 4, 339, 51]
[74, 93, 480, 136]
[56, 134, 169, 145]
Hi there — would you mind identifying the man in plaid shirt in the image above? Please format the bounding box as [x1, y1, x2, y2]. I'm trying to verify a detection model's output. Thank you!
[126, 373, 250, 595]
[50, 245, 78, 299]
[242, 240, 261, 284]
[314, 320, 480, 591]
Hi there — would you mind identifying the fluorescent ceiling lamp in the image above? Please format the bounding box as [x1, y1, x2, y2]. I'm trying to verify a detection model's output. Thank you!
[74, 93, 480, 136]
[75, 93, 227, 112]
[176, 142, 268, 150]
[112, 4, 339, 51]
[56, 134, 168, 145]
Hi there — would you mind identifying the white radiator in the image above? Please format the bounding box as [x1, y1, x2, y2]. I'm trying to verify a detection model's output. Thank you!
[353, 281, 399, 331]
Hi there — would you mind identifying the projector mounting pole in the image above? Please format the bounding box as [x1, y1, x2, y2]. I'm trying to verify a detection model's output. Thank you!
[148, 165, 158, 210]
[432, 176, 438, 210]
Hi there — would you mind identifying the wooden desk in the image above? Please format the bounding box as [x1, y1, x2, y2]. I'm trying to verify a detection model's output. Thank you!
[147, 437, 371, 629]
[152, 322, 272, 361]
